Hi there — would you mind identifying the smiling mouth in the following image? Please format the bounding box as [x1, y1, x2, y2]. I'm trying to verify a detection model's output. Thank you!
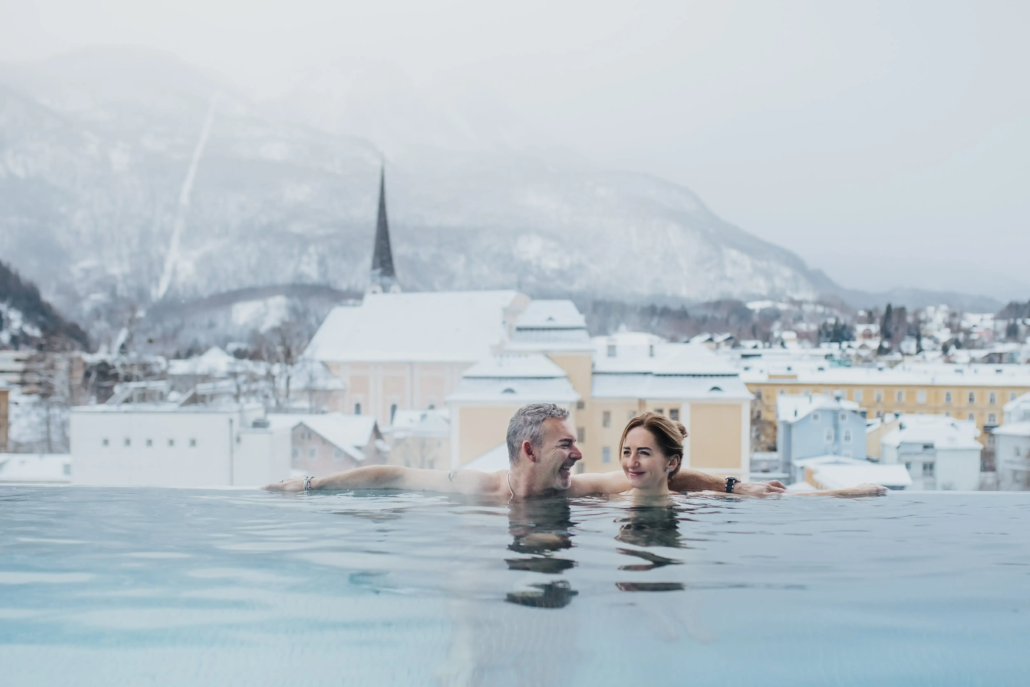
[559, 459, 576, 475]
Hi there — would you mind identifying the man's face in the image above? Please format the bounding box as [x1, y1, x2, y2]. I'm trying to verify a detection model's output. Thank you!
[534, 418, 582, 491]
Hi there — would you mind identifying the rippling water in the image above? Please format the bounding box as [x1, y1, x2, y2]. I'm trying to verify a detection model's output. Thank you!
[2, 487, 1029, 686]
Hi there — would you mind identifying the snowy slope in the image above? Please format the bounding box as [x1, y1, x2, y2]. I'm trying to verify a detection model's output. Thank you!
[0, 47, 878, 325]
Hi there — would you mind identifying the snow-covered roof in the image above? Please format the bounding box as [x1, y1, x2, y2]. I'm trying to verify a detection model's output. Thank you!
[593, 339, 738, 375]
[463, 443, 510, 472]
[386, 409, 450, 436]
[1004, 392, 1030, 413]
[739, 361, 1030, 388]
[297, 413, 379, 460]
[811, 463, 912, 490]
[447, 354, 579, 404]
[463, 354, 568, 379]
[304, 291, 525, 363]
[590, 340, 749, 400]
[168, 347, 243, 377]
[777, 393, 861, 423]
[514, 300, 585, 329]
[592, 373, 751, 401]
[992, 422, 1030, 438]
[882, 415, 982, 450]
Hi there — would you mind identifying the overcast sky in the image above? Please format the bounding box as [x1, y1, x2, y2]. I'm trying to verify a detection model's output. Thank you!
[2, 0, 1028, 300]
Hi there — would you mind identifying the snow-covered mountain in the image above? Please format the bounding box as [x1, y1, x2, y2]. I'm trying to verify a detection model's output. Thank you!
[0, 46, 986, 334]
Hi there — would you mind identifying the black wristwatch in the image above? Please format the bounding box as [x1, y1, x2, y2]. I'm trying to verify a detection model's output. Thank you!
[725, 477, 740, 494]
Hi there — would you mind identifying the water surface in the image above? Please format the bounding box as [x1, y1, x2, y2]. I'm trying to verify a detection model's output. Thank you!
[1, 487, 1028, 686]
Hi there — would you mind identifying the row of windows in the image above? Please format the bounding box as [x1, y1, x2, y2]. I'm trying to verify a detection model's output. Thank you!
[821, 429, 853, 443]
[100, 438, 197, 448]
[772, 389, 1018, 405]
[904, 461, 936, 477]
[601, 407, 681, 428]
[871, 410, 998, 425]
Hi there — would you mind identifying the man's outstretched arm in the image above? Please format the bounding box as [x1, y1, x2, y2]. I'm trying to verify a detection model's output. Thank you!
[264, 465, 497, 494]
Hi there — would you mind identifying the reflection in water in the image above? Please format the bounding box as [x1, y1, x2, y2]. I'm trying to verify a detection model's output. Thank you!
[615, 503, 685, 593]
[506, 580, 579, 608]
[438, 496, 582, 687]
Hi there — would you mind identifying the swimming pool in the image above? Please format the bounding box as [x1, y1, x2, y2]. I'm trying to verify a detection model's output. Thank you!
[2, 487, 1028, 686]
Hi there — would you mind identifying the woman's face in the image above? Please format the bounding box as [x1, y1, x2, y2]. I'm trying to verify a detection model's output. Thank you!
[621, 426, 677, 492]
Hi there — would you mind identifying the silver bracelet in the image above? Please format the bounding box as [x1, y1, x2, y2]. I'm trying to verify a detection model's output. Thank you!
[303, 476, 313, 491]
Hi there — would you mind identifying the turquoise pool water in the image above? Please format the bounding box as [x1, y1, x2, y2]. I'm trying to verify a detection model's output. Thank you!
[2, 487, 1029, 686]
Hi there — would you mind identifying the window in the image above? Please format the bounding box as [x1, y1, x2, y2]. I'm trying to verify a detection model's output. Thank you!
[812, 412, 821, 421]
[944, 411, 951, 417]
[968, 392, 976, 404]
[854, 390, 863, 403]
[779, 390, 785, 396]
[755, 390, 763, 401]
[124, 438, 131, 447]
[145, 439, 153, 448]
[63, 464, 71, 476]
[875, 391, 883, 403]
[968, 413, 975, 422]
[824, 428, 835, 442]
[669, 408, 680, 422]
[308, 447, 316, 459]
[354, 403, 362, 415]
[602, 446, 611, 464]
[607, 344, 616, 357]
[1016, 446, 1023, 458]
[923, 462, 935, 476]
[602, 411, 611, 428]
[577, 427, 585, 443]
[896, 390, 904, 402]
[905, 462, 912, 471]
[843, 429, 852, 443]
[989, 392, 996, 405]
[168, 439, 174, 447]
[655, 408, 664, 416]
[917, 390, 927, 404]
[101, 438, 109, 447]
[390, 404, 398, 423]
[576, 400, 585, 410]
[428, 401, 436, 410]
[839, 412, 847, 422]
[988, 414, 997, 425]
[189, 438, 197, 448]
[945, 392, 952, 404]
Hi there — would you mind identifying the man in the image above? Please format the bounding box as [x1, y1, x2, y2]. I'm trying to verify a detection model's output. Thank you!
[267, 403, 802, 498]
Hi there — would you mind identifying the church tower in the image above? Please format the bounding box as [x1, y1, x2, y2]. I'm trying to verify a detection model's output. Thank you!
[367, 165, 401, 294]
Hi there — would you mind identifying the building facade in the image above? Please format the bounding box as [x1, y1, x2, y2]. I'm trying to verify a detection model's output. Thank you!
[776, 393, 867, 481]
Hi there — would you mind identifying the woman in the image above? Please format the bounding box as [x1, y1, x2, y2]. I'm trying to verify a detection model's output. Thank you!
[619, 412, 883, 497]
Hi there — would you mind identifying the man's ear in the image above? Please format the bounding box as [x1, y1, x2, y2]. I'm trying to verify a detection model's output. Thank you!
[522, 440, 537, 463]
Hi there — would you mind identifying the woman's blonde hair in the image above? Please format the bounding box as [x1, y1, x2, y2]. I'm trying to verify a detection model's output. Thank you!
[618, 412, 688, 479]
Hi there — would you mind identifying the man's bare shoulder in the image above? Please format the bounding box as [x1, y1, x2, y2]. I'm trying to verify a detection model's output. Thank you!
[569, 470, 628, 496]
[439, 468, 506, 495]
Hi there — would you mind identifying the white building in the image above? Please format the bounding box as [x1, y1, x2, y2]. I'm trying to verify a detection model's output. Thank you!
[880, 415, 983, 491]
[304, 290, 529, 427]
[71, 401, 291, 487]
[994, 392, 1030, 490]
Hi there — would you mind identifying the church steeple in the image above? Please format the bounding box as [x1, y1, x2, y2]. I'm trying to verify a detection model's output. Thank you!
[368, 165, 400, 294]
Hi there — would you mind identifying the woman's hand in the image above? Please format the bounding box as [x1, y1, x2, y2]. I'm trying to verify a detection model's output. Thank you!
[835, 483, 888, 497]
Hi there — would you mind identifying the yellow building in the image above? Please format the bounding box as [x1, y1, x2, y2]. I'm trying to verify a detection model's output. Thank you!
[0, 383, 8, 452]
[447, 310, 752, 480]
[744, 363, 1030, 448]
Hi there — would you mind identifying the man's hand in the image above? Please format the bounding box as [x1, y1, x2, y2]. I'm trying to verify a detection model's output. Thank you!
[263, 478, 306, 492]
[732, 480, 786, 497]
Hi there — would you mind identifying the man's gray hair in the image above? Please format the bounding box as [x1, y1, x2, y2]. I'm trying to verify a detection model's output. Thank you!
[506, 403, 570, 465]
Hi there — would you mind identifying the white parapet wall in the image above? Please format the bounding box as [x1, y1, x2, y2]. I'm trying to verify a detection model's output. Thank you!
[70, 404, 288, 487]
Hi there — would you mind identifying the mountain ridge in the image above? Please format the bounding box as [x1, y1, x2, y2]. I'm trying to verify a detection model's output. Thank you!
[0, 46, 1003, 346]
